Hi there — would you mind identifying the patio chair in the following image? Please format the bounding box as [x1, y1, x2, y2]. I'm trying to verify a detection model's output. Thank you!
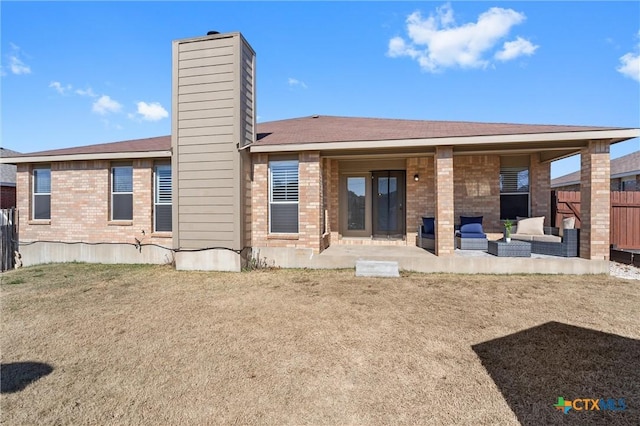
[455, 215, 488, 250]
[417, 217, 435, 250]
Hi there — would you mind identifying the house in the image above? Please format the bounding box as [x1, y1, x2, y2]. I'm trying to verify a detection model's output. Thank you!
[0, 148, 19, 209]
[2, 32, 639, 273]
[551, 150, 640, 191]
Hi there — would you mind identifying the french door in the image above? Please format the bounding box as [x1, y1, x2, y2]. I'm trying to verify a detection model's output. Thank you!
[372, 171, 405, 239]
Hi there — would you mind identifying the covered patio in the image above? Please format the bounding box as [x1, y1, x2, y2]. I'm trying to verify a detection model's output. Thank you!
[253, 244, 609, 275]
[251, 116, 639, 273]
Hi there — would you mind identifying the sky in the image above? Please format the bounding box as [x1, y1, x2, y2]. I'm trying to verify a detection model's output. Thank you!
[1, 1, 639, 178]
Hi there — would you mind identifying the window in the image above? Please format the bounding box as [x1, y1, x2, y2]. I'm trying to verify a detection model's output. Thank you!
[500, 160, 529, 220]
[111, 164, 133, 220]
[32, 166, 51, 220]
[269, 159, 298, 233]
[154, 164, 172, 232]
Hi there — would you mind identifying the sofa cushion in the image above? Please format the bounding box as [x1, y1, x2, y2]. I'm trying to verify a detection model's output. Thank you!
[460, 216, 483, 233]
[460, 222, 484, 234]
[422, 217, 435, 235]
[458, 232, 487, 239]
[559, 216, 576, 238]
[531, 234, 562, 243]
[511, 234, 534, 242]
[514, 216, 544, 236]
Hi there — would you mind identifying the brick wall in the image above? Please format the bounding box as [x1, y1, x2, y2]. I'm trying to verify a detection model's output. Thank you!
[530, 153, 551, 225]
[453, 155, 501, 232]
[580, 141, 610, 260]
[17, 159, 170, 247]
[251, 152, 323, 253]
[406, 157, 435, 241]
[329, 159, 339, 243]
[435, 147, 455, 256]
[250, 154, 269, 247]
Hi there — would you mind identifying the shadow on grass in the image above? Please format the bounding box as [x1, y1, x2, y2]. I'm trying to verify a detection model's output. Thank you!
[472, 322, 639, 425]
[1, 362, 53, 393]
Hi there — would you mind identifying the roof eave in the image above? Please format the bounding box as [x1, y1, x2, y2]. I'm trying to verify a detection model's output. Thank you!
[0, 150, 172, 164]
[249, 128, 640, 153]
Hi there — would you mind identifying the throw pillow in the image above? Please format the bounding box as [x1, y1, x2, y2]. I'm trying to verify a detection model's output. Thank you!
[515, 216, 544, 235]
[559, 216, 576, 237]
[460, 216, 483, 233]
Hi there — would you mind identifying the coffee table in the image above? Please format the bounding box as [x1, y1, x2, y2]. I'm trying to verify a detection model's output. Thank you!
[487, 240, 531, 257]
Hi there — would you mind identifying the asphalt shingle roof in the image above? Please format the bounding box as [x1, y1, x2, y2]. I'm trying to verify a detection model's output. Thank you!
[0, 116, 631, 158]
[551, 150, 640, 187]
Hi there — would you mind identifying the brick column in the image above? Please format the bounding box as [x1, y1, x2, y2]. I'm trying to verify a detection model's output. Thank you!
[251, 154, 268, 247]
[580, 141, 610, 260]
[435, 146, 454, 256]
[530, 153, 551, 225]
[299, 152, 322, 252]
[329, 159, 339, 242]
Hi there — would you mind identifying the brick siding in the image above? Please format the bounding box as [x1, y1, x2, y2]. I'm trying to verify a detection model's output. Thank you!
[453, 155, 501, 232]
[530, 153, 551, 225]
[580, 141, 611, 260]
[16, 160, 171, 247]
[251, 152, 323, 253]
[435, 147, 455, 256]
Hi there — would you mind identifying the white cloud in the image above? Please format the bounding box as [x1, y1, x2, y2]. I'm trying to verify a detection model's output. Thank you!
[6, 43, 31, 75]
[49, 81, 72, 95]
[75, 87, 97, 97]
[9, 55, 31, 75]
[135, 101, 168, 121]
[495, 36, 539, 61]
[617, 31, 640, 82]
[92, 95, 122, 115]
[388, 3, 536, 72]
[288, 77, 308, 89]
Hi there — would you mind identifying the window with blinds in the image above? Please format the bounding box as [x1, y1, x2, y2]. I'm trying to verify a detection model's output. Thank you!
[32, 166, 51, 220]
[269, 160, 299, 233]
[111, 164, 133, 221]
[154, 164, 172, 232]
[500, 165, 529, 219]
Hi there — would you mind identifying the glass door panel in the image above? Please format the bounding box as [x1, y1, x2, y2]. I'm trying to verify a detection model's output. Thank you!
[372, 171, 405, 238]
[347, 177, 366, 230]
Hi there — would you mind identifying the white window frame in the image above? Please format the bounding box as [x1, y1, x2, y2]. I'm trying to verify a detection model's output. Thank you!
[32, 165, 51, 220]
[269, 159, 299, 234]
[111, 164, 133, 221]
[154, 163, 172, 232]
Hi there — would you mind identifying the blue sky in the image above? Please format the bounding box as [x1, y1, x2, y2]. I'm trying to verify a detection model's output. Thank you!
[1, 1, 639, 178]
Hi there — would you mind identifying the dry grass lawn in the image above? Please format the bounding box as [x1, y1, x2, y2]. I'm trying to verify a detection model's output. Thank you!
[1, 264, 639, 425]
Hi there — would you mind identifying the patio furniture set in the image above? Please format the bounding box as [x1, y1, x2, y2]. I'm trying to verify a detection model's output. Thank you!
[418, 216, 579, 258]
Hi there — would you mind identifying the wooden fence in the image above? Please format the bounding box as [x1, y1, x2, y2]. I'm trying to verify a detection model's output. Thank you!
[1, 208, 18, 271]
[552, 191, 640, 250]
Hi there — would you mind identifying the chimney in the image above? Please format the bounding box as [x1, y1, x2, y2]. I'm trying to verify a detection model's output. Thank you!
[171, 32, 256, 269]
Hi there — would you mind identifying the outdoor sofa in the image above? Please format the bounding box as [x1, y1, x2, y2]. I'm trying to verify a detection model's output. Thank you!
[511, 216, 579, 257]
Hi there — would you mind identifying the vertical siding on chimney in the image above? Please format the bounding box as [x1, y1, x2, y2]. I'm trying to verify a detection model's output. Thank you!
[172, 33, 255, 250]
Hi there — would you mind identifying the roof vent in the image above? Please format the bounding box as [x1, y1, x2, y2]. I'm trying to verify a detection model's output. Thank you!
[207, 31, 220, 36]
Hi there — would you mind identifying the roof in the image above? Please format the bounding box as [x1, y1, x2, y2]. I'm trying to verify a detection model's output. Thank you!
[254, 115, 627, 146]
[551, 150, 640, 188]
[4, 136, 171, 158]
[0, 148, 20, 185]
[0, 116, 637, 163]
